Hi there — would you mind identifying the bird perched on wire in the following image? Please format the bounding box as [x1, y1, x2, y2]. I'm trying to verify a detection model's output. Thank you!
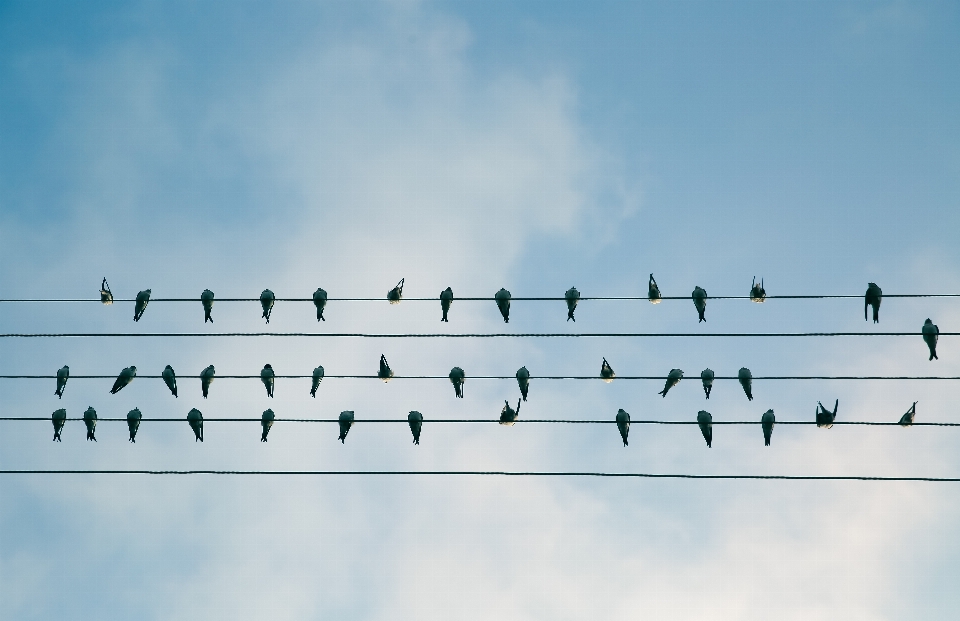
[83, 406, 98, 441]
[201, 289, 214, 323]
[310, 365, 324, 398]
[648, 274, 661, 304]
[313, 287, 327, 321]
[55, 365, 69, 399]
[700, 368, 714, 399]
[378, 355, 394, 382]
[127, 408, 142, 443]
[865, 283, 882, 323]
[338, 411, 355, 443]
[408, 411, 423, 445]
[816, 399, 838, 428]
[387, 279, 404, 304]
[658, 369, 683, 398]
[261, 409, 275, 442]
[52, 408, 67, 442]
[692, 286, 707, 322]
[449, 367, 465, 398]
[762, 409, 775, 446]
[899, 402, 917, 427]
[697, 410, 713, 448]
[616, 409, 630, 446]
[260, 289, 275, 323]
[499, 399, 521, 426]
[600, 358, 616, 383]
[738, 367, 754, 401]
[100, 278, 113, 305]
[495, 288, 512, 323]
[110, 366, 137, 394]
[565, 287, 580, 321]
[516, 366, 530, 401]
[187, 408, 204, 441]
[200, 365, 215, 398]
[922, 318, 939, 360]
[162, 365, 178, 397]
[134, 289, 151, 322]
[261, 364, 275, 397]
[750, 277, 766, 303]
[440, 287, 453, 322]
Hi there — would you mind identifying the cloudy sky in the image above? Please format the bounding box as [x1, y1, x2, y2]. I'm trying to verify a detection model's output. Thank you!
[1, 1, 959, 619]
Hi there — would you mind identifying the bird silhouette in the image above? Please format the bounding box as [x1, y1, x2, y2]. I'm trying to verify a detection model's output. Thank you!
[565, 287, 580, 321]
[378, 355, 394, 382]
[922, 319, 939, 360]
[600, 358, 616, 383]
[865, 283, 882, 323]
[52, 408, 67, 442]
[200, 365, 215, 398]
[516, 366, 530, 401]
[162, 365, 178, 397]
[261, 364, 275, 397]
[899, 402, 918, 427]
[187, 408, 204, 441]
[440, 287, 453, 322]
[260, 289, 275, 323]
[134, 289, 151, 321]
[616, 409, 630, 446]
[338, 411, 355, 443]
[100, 278, 113, 305]
[692, 286, 707, 322]
[495, 288, 511, 323]
[408, 411, 423, 445]
[697, 410, 713, 448]
[387, 279, 404, 304]
[499, 399, 521, 426]
[201, 289, 214, 323]
[816, 399, 838, 429]
[658, 369, 683, 397]
[55, 365, 69, 399]
[127, 408, 142, 443]
[761, 409, 775, 446]
[311, 365, 324, 397]
[110, 366, 137, 394]
[750, 277, 766, 303]
[738, 367, 754, 401]
[83, 406, 98, 441]
[449, 367, 465, 398]
[648, 274, 661, 304]
[261, 409, 275, 442]
[313, 287, 327, 321]
[700, 368, 714, 399]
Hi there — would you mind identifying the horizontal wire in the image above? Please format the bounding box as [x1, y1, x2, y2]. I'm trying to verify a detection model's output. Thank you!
[3, 375, 958, 380]
[0, 332, 953, 338]
[0, 418, 950, 426]
[2, 294, 959, 302]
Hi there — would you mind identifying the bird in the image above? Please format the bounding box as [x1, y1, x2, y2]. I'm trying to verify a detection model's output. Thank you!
[495, 288, 512, 323]
[187, 408, 204, 441]
[516, 366, 530, 401]
[52, 408, 67, 442]
[750, 277, 766, 303]
[378, 355, 394, 382]
[600, 358, 616, 383]
[311, 365, 324, 397]
[762, 409, 775, 446]
[922, 318, 939, 360]
[260, 289, 275, 323]
[648, 274, 661, 304]
[899, 402, 917, 427]
[449, 367, 465, 398]
[127, 408, 142, 443]
[201, 289, 214, 323]
[162, 365, 178, 397]
[261, 364, 275, 397]
[83, 406, 98, 442]
[338, 411, 355, 443]
[110, 366, 137, 394]
[440, 287, 453, 322]
[100, 278, 113, 305]
[134, 289, 151, 321]
[865, 283, 882, 323]
[816, 399, 838, 429]
[616, 409, 630, 446]
[408, 411, 423, 444]
[313, 288, 328, 321]
[697, 410, 713, 448]
[692, 286, 707, 322]
[55, 365, 69, 399]
[261, 409, 275, 442]
[499, 399, 521, 426]
[565, 287, 580, 321]
[700, 368, 714, 399]
[738, 367, 753, 401]
[388, 279, 404, 304]
[200, 365, 215, 398]
[658, 369, 683, 398]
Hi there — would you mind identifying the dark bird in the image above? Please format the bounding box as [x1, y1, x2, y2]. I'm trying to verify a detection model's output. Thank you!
[616, 409, 630, 446]
[110, 366, 137, 394]
[899, 402, 917, 427]
[311, 365, 324, 398]
[449, 367, 465, 398]
[387, 279, 404, 304]
[313, 287, 327, 321]
[100, 278, 113, 305]
[816, 399, 838, 429]
[52, 408, 67, 442]
[260, 289, 275, 323]
[378, 355, 394, 382]
[865, 283, 882, 323]
[499, 399, 521, 426]
[201, 289, 215, 323]
[261, 409, 275, 442]
[55, 365, 69, 399]
[162, 365, 178, 397]
[700, 368, 714, 399]
[923, 318, 939, 361]
[440, 287, 453, 322]
[762, 409, 775, 446]
[738, 367, 754, 401]
[261, 364, 275, 397]
[697, 410, 713, 448]
[648, 274, 661, 304]
[495, 288, 512, 323]
[134, 289, 151, 321]
[83, 406, 98, 441]
[338, 411, 355, 443]
[200, 365, 215, 398]
[408, 411, 423, 445]
[658, 369, 683, 398]
[187, 408, 204, 441]
[750, 277, 766, 303]
[600, 358, 616, 383]
[516, 366, 530, 401]
[565, 286, 580, 321]
[127, 408, 142, 443]
[692, 286, 707, 322]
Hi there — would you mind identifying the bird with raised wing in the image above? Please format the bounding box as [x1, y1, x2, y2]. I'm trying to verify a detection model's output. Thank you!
[816, 399, 838, 429]
[387, 279, 404, 304]
[648, 274, 661, 304]
[899, 402, 917, 427]
[499, 399, 521, 426]
[750, 277, 766, 303]
[378, 355, 394, 382]
[100, 278, 113, 305]
[600, 358, 616, 383]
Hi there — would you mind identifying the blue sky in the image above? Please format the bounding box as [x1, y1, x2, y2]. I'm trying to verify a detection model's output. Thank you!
[1, 1, 958, 619]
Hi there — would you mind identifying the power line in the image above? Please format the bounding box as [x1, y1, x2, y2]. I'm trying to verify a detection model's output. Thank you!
[0, 331, 953, 338]
[3, 375, 958, 381]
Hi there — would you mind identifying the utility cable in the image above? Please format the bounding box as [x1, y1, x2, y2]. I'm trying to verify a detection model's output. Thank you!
[2, 294, 959, 302]
[0, 332, 954, 338]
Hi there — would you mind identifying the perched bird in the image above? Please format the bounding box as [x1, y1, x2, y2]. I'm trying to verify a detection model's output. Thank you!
[408, 411, 423, 445]
[261, 409, 275, 442]
[110, 366, 137, 394]
[516, 366, 530, 401]
[378, 355, 394, 382]
[648, 274, 661, 304]
[816, 399, 838, 429]
[134, 289, 151, 322]
[162, 365, 178, 397]
[313, 288, 328, 322]
[55, 365, 69, 399]
[100, 278, 113, 305]
[127, 408, 142, 443]
[700, 368, 714, 399]
[449, 367, 465, 398]
[200, 365, 215, 398]
[440, 287, 453, 322]
[187, 408, 204, 441]
[697, 410, 713, 448]
[499, 399, 521, 426]
[260, 289, 275, 323]
[338, 411, 355, 443]
[201, 289, 215, 323]
[495, 288, 512, 323]
[923, 318, 939, 361]
[52, 408, 67, 442]
[565, 287, 580, 321]
[761, 409, 775, 446]
[899, 402, 917, 427]
[750, 277, 766, 303]
[83, 406, 98, 442]
[310, 365, 324, 398]
[600, 358, 616, 383]
[261, 364, 275, 397]
[738, 367, 754, 401]
[616, 409, 630, 447]
[387, 279, 404, 304]
[658, 369, 683, 398]
[692, 286, 707, 322]
[865, 283, 882, 323]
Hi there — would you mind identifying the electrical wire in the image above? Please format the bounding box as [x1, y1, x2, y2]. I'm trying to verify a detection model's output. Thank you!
[0, 332, 953, 338]
[1, 374, 957, 380]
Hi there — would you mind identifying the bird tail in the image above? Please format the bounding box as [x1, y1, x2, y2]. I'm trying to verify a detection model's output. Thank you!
[873, 306, 879, 323]
[764, 436, 770, 447]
